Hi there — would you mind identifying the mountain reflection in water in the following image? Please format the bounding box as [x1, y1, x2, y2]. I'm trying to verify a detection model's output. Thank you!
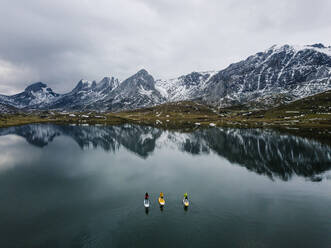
[0, 124, 330, 181]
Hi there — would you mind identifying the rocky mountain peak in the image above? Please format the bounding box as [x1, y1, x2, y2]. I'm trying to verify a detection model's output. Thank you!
[202, 43, 331, 107]
[310, 43, 326, 49]
[97, 77, 120, 90]
[99, 77, 111, 84]
[24, 82, 48, 92]
[136, 69, 149, 76]
[121, 69, 155, 90]
[72, 79, 94, 92]
[91, 69, 165, 111]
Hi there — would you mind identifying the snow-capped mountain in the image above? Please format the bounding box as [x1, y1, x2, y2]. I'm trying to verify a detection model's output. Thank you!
[0, 70, 165, 111]
[48, 77, 120, 110]
[88, 69, 165, 111]
[0, 82, 60, 109]
[201, 43, 331, 107]
[0, 43, 330, 111]
[155, 71, 216, 101]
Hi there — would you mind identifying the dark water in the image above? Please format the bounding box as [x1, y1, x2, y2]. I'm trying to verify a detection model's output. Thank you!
[0, 124, 330, 248]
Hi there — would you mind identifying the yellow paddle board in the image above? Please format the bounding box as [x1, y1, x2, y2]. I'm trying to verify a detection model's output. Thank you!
[183, 198, 189, 207]
[158, 197, 165, 206]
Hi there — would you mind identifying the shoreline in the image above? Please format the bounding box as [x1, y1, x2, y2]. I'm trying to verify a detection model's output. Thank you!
[1, 110, 330, 147]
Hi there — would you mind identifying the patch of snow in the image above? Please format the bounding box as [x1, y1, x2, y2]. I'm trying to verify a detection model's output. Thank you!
[139, 85, 153, 96]
[155, 70, 217, 102]
[155, 84, 168, 98]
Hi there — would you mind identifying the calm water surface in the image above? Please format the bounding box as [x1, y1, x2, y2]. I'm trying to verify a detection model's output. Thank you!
[0, 124, 330, 248]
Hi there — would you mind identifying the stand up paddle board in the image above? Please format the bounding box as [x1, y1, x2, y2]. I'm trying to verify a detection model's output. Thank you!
[183, 198, 189, 207]
[144, 199, 150, 208]
[158, 197, 165, 206]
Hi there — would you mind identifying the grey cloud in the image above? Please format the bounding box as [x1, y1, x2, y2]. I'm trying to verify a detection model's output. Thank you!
[0, 0, 330, 94]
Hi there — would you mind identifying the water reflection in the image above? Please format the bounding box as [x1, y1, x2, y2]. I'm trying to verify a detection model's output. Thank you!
[0, 124, 330, 181]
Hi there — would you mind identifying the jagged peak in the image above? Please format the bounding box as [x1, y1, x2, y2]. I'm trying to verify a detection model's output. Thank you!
[267, 43, 331, 56]
[116, 69, 157, 92]
[96, 77, 111, 89]
[122, 69, 154, 83]
[80, 79, 94, 87]
[99, 76, 118, 84]
[79, 79, 92, 85]
[100, 76, 111, 82]
[136, 69, 149, 76]
[309, 43, 326, 49]
[268, 44, 289, 51]
[95, 76, 119, 91]
[25, 82, 47, 92]
[71, 79, 93, 93]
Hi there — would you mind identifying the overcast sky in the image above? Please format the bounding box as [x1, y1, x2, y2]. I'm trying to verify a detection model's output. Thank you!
[0, 0, 330, 94]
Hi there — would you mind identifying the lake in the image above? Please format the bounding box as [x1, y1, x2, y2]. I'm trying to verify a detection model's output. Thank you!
[0, 124, 330, 248]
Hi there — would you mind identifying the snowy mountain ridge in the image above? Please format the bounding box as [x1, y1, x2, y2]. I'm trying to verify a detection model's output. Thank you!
[0, 43, 330, 112]
[200, 43, 331, 107]
[0, 82, 60, 109]
[155, 70, 217, 101]
[269, 43, 331, 56]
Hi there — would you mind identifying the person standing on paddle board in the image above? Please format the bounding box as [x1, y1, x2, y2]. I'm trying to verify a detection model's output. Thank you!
[183, 193, 189, 207]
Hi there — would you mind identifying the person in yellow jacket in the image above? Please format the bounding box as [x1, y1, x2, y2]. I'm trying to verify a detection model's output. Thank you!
[160, 192, 164, 198]
[184, 192, 188, 200]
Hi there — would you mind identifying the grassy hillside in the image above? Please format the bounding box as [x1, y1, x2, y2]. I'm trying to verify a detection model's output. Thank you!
[263, 89, 330, 114]
[114, 101, 220, 129]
